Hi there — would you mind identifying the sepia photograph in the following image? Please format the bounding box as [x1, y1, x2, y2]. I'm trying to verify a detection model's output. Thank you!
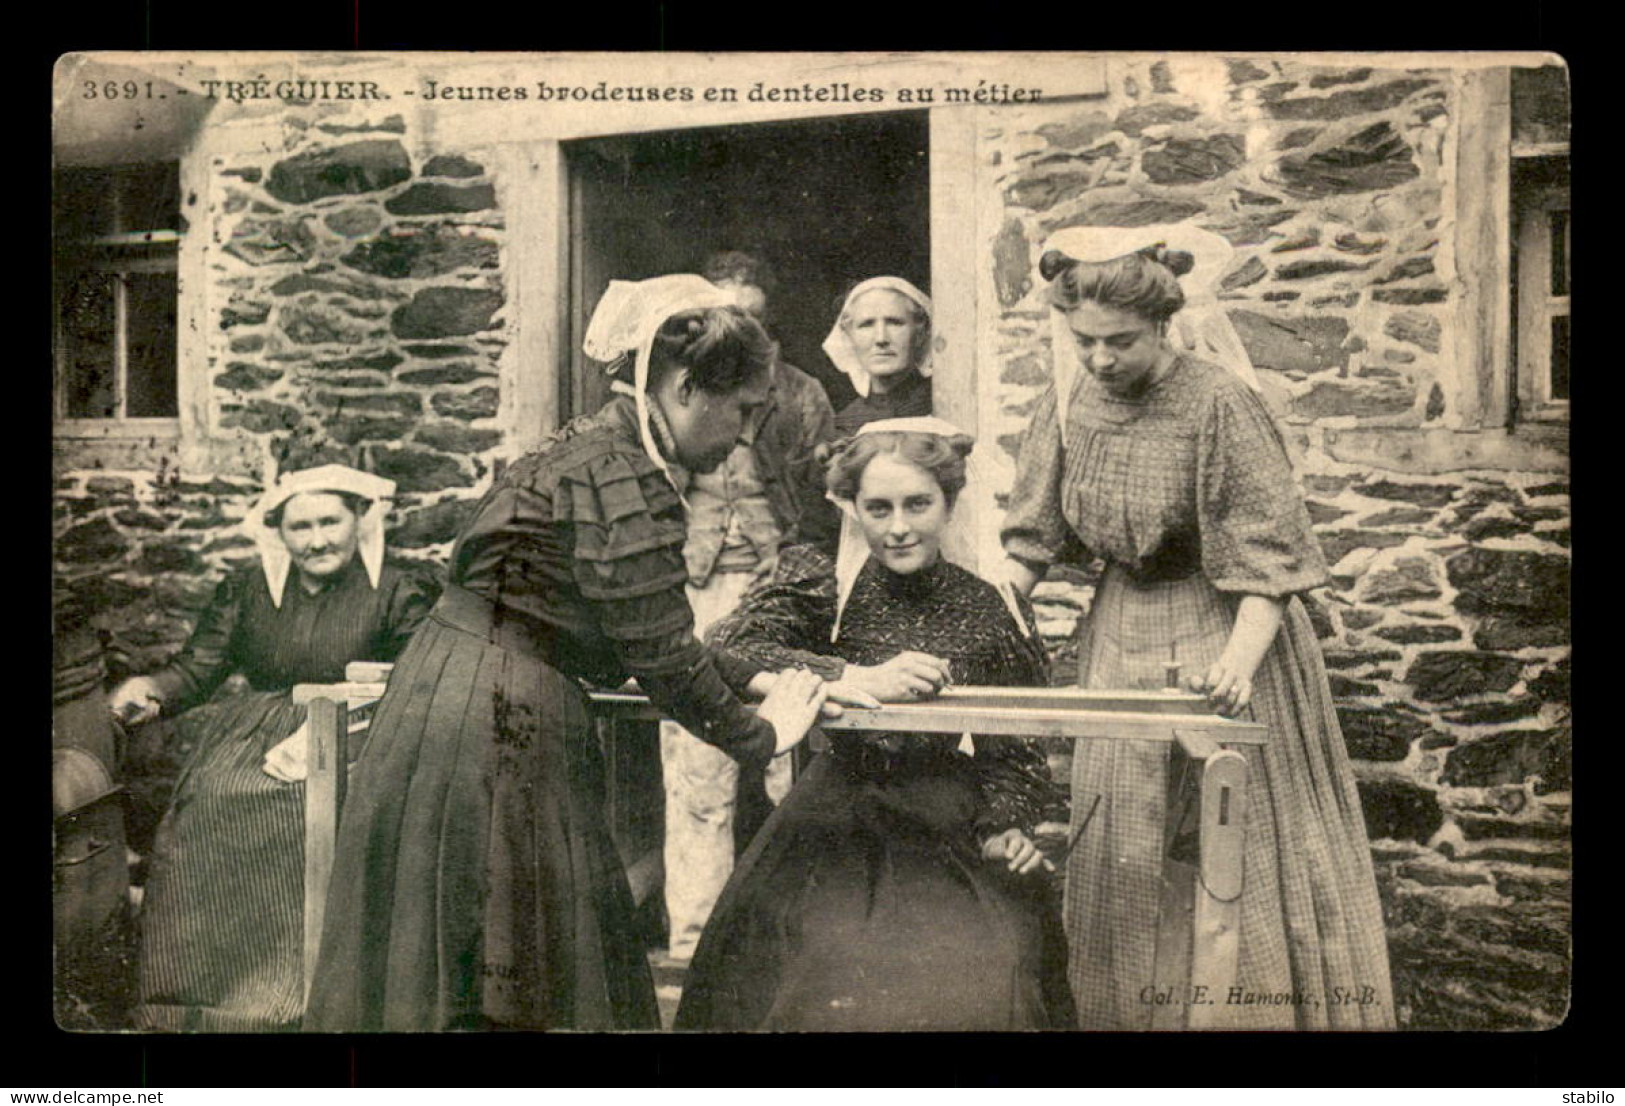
[51, 49, 1571, 1038]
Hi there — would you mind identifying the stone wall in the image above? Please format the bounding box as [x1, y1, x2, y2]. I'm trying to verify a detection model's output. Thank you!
[985, 57, 1570, 1029]
[54, 105, 507, 676]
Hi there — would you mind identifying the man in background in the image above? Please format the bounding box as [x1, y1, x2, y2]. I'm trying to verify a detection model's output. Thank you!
[659, 251, 838, 962]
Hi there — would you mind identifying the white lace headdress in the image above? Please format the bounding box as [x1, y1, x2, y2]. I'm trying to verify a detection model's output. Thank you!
[241, 463, 396, 608]
[583, 274, 738, 488]
[820, 276, 934, 399]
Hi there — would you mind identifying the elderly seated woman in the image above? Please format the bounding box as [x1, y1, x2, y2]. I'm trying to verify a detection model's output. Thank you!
[108, 464, 437, 1032]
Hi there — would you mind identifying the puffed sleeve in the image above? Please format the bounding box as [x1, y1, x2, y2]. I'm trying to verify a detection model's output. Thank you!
[703, 544, 847, 692]
[561, 452, 777, 768]
[969, 588, 1055, 838]
[375, 562, 441, 661]
[146, 572, 248, 713]
[1196, 379, 1331, 598]
[1001, 380, 1089, 573]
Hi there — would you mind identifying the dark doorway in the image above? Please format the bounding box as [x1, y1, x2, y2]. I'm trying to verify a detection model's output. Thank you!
[563, 113, 930, 918]
[565, 111, 931, 418]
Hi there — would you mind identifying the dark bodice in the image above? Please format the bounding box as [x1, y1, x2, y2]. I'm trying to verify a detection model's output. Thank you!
[832, 370, 933, 436]
[706, 544, 1055, 835]
[834, 556, 1048, 685]
[442, 395, 777, 765]
[148, 559, 438, 712]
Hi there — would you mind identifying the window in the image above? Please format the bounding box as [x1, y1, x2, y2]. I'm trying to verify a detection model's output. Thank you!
[1514, 167, 1569, 415]
[53, 163, 181, 427]
[1509, 66, 1570, 424]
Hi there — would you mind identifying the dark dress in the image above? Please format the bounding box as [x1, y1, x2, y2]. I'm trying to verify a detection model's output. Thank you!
[674, 546, 1074, 1031]
[135, 559, 436, 1032]
[1003, 353, 1395, 1029]
[832, 369, 933, 436]
[305, 396, 781, 1032]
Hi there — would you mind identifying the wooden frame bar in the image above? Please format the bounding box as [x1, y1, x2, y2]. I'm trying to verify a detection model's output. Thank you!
[301, 696, 347, 1006]
[591, 685, 1265, 1030]
[587, 685, 1269, 745]
[1173, 728, 1247, 1030]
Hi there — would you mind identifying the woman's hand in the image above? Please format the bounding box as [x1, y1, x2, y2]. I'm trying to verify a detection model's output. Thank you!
[756, 667, 831, 756]
[981, 828, 1055, 876]
[1187, 660, 1257, 716]
[262, 725, 310, 783]
[108, 676, 164, 727]
[843, 652, 953, 702]
[821, 680, 883, 710]
[749, 670, 860, 718]
[1187, 595, 1286, 716]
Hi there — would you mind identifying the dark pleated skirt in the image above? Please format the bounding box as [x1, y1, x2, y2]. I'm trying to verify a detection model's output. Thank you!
[136, 690, 309, 1032]
[304, 614, 658, 1032]
[1064, 565, 1395, 1030]
[675, 752, 1074, 1032]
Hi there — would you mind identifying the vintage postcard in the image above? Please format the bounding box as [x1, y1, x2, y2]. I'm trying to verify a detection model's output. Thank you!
[52, 50, 1569, 1034]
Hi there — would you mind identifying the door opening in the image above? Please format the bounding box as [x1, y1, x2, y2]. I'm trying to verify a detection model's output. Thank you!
[565, 111, 931, 419]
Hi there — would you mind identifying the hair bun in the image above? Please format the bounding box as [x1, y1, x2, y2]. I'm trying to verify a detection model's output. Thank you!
[1161, 248, 1196, 277]
[944, 433, 975, 459]
[816, 436, 856, 471]
[1039, 249, 1077, 282]
[1140, 245, 1195, 277]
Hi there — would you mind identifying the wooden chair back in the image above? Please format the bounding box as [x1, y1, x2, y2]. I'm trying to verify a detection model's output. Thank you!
[291, 661, 389, 1008]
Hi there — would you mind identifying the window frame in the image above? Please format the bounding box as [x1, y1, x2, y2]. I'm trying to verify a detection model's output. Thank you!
[1513, 160, 1570, 422]
[1453, 65, 1570, 439]
[52, 165, 183, 442]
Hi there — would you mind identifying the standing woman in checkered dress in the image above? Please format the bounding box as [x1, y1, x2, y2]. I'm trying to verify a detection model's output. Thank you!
[1000, 224, 1395, 1030]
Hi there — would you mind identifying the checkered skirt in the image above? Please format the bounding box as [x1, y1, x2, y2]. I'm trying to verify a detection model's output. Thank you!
[1064, 565, 1394, 1029]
